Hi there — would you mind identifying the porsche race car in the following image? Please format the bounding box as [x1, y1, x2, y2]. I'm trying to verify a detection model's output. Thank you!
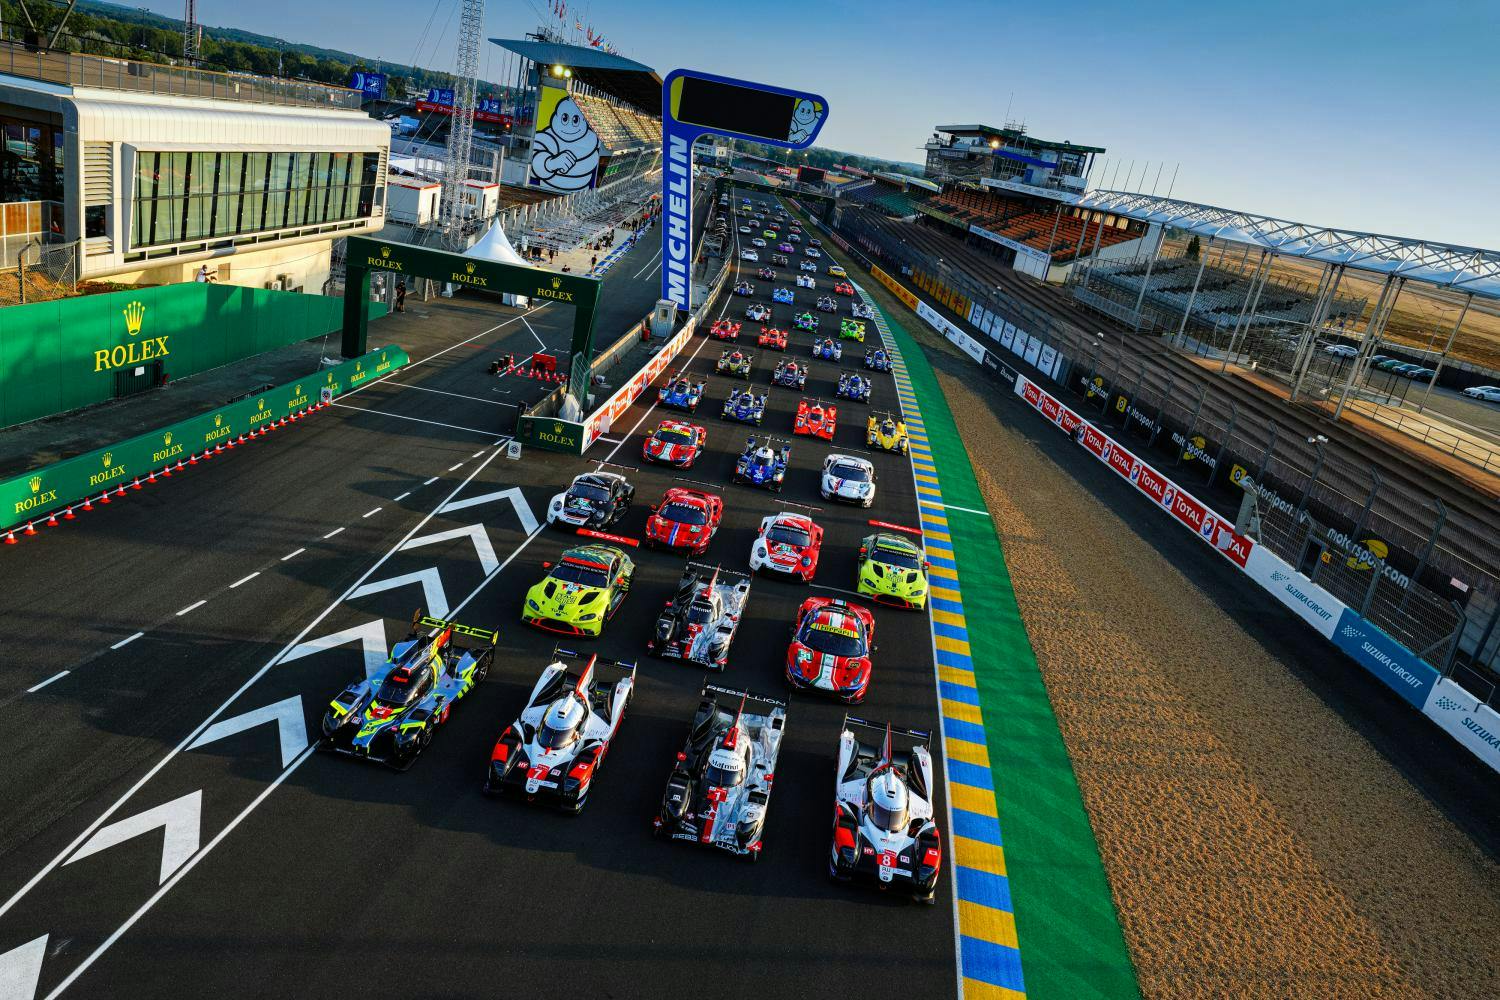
[716, 349, 754, 379]
[547, 471, 634, 530]
[857, 530, 929, 609]
[839, 319, 867, 342]
[733, 281, 755, 297]
[864, 348, 893, 372]
[821, 454, 876, 507]
[796, 274, 816, 289]
[772, 287, 795, 305]
[851, 302, 876, 320]
[866, 411, 909, 454]
[658, 371, 706, 412]
[749, 511, 823, 582]
[645, 487, 724, 555]
[709, 319, 741, 341]
[721, 387, 768, 425]
[772, 358, 808, 389]
[757, 327, 788, 351]
[785, 597, 875, 703]
[750, 238, 767, 248]
[739, 249, 759, 262]
[642, 419, 707, 468]
[522, 545, 635, 637]
[833, 282, 855, 296]
[816, 296, 838, 314]
[794, 311, 820, 332]
[836, 372, 872, 403]
[648, 564, 752, 670]
[793, 398, 838, 440]
[745, 303, 772, 323]
[734, 435, 790, 491]
[811, 338, 841, 361]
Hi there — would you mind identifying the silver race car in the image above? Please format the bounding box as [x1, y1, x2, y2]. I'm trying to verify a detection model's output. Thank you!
[648, 564, 752, 670]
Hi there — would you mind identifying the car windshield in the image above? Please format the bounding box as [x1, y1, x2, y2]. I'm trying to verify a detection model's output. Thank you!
[798, 616, 865, 657]
[669, 380, 692, 394]
[704, 753, 745, 788]
[375, 669, 428, 707]
[875, 544, 922, 570]
[660, 502, 707, 525]
[550, 561, 611, 588]
[570, 483, 610, 503]
[655, 427, 694, 446]
[538, 719, 579, 750]
[831, 463, 870, 483]
[767, 524, 811, 547]
[687, 598, 715, 625]
[869, 797, 908, 832]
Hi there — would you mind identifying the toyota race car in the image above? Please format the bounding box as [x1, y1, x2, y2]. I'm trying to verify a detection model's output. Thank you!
[793, 398, 838, 440]
[734, 436, 791, 491]
[836, 372, 872, 403]
[721, 387, 768, 425]
[648, 564, 752, 670]
[864, 348, 893, 372]
[522, 545, 635, 637]
[772, 358, 808, 389]
[857, 530, 930, 609]
[547, 471, 634, 530]
[816, 295, 839, 314]
[811, 338, 841, 361]
[828, 264, 848, 278]
[833, 282, 855, 296]
[866, 411, 909, 454]
[821, 454, 876, 506]
[796, 274, 816, 289]
[645, 487, 724, 555]
[851, 302, 876, 319]
[733, 280, 755, 297]
[320, 612, 496, 769]
[745, 303, 772, 323]
[839, 319, 867, 342]
[757, 327, 788, 350]
[749, 511, 823, 582]
[658, 371, 706, 412]
[484, 649, 635, 813]
[830, 718, 941, 902]
[716, 349, 754, 379]
[794, 311, 820, 332]
[772, 286, 795, 305]
[709, 319, 741, 341]
[785, 597, 876, 703]
[642, 419, 707, 468]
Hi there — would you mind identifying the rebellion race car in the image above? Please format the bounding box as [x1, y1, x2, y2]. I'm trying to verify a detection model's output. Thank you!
[749, 511, 823, 583]
[320, 612, 497, 770]
[794, 311, 820, 332]
[756, 266, 776, 280]
[833, 281, 855, 296]
[648, 564, 752, 670]
[857, 529, 930, 609]
[799, 259, 819, 273]
[546, 471, 635, 531]
[816, 295, 839, 314]
[839, 319, 867, 342]
[745, 303, 772, 323]
[864, 348, 893, 372]
[837, 372, 872, 403]
[785, 596, 876, 703]
[734, 436, 791, 491]
[709, 319, 741, 341]
[796, 273, 816, 289]
[645, 486, 724, 555]
[716, 349, 755, 379]
[828, 264, 848, 278]
[733, 280, 755, 297]
[772, 358, 808, 389]
[722, 387, 768, 425]
[658, 371, 707, 412]
[829, 717, 942, 902]
[866, 410, 909, 454]
[821, 454, 876, 507]
[522, 544, 636, 637]
[757, 327, 788, 351]
[653, 683, 786, 860]
[793, 398, 838, 440]
[851, 302, 876, 320]
[811, 338, 841, 361]
[483, 648, 635, 813]
[772, 286, 795, 305]
[642, 419, 707, 468]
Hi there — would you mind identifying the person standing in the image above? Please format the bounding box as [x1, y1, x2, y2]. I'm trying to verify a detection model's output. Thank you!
[590, 254, 597, 272]
[395, 280, 407, 313]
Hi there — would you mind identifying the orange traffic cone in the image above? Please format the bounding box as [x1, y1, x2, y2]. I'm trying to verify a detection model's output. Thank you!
[3, 529, 15, 544]
[98, 491, 111, 505]
[63, 506, 75, 520]
[81, 496, 94, 511]
[45, 512, 59, 527]
[147, 470, 157, 483]
[22, 521, 37, 535]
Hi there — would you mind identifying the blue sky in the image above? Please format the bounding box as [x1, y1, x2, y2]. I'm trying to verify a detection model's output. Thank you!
[135, 0, 1497, 248]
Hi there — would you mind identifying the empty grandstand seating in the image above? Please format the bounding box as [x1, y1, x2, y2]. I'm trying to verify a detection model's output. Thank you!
[925, 186, 1139, 262]
[573, 92, 661, 151]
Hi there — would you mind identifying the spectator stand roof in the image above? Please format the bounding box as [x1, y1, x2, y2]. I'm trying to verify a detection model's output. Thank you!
[489, 38, 662, 115]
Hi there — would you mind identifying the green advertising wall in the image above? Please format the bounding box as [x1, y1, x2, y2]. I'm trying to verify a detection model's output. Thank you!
[1, 345, 409, 532]
[0, 284, 386, 429]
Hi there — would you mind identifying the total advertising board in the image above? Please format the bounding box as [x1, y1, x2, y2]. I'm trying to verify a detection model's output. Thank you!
[584, 320, 696, 449]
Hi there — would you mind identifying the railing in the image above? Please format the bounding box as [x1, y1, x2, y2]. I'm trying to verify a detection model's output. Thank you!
[1340, 395, 1500, 476]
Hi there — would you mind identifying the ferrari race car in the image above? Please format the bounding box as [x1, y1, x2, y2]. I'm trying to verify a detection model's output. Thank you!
[733, 281, 755, 297]
[749, 511, 823, 583]
[709, 319, 741, 341]
[757, 327, 788, 351]
[654, 683, 786, 860]
[836, 372, 872, 403]
[522, 544, 636, 637]
[840, 319, 867, 342]
[734, 436, 791, 491]
[745, 303, 772, 323]
[851, 302, 876, 320]
[547, 471, 635, 530]
[772, 358, 808, 389]
[785, 597, 876, 703]
[645, 487, 724, 555]
[648, 564, 752, 670]
[821, 454, 877, 507]
[793, 398, 838, 440]
[722, 387, 768, 425]
[642, 419, 707, 468]
[799, 259, 819, 273]
[658, 371, 707, 412]
[320, 612, 496, 769]
[756, 266, 776, 280]
[830, 718, 942, 902]
[811, 338, 842, 362]
[833, 282, 855, 296]
[796, 273, 816, 289]
[771, 253, 790, 266]
[864, 348, 893, 372]
[828, 264, 848, 278]
[777, 242, 794, 254]
[816, 295, 839, 314]
[716, 349, 755, 379]
[857, 530, 930, 609]
[483, 649, 635, 812]
[772, 286, 795, 305]
[794, 311, 820, 332]
[866, 410, 909, 454]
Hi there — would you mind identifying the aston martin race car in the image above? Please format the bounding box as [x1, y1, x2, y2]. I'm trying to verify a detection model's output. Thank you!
[793, 398, 838, 440]
[866, 410, 909, 454]
[762, 230, 776, 240]
[733, 280, 755, 297]
[799, 259, 819, 273]
[829, 717, 941, 902]
[658, 371, 707, 412]
[756, 266, 776, 280]
[722, 387, 768, 425]
[749, 511, 823, 582]
[745, 303, 772, 322]
[757, 327, 788, 351]
[653, 683, 786, 860]
[864, 348, 893, 372]
[833, 281, 855, 296]
[642, 418, 707, 468]
[709, 319, 741, 341]
[522, 544, 636, 637]
[839, 319, 867, 342]
[771, 253, 790, 266]
[716, 349, 754, 379]
[734, 436, 791, 491]
[320, 612, 497, 769]
[483, 649, 635, 813]
[645, 486, 724, 555]
[796, 273, 816, 289]
[772, 286, 795, 305]
[795, 311, 820, 332]
[851, 302, 876, 319]
[816, 295, 838, 314]
[836, 372, 872, 403]
[546, 471, 635, 531]
[772, 358, 807, 389]
[811, 337, 841, 361]
[648, 564, 752, 670]
[857, 529, 929, 609]
[821, 454, 876, 506]
[785, 596, 876, 703]
[828, 264, 848, 278]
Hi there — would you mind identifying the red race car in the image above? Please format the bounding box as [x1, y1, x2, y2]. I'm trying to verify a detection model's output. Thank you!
[793, 398, 838, 440]
[642, 419, 707, 469]
[709, 319, 741, 341]
[785, 597, 876, 703]
[757, 327, 788, 351]
[833, 282, 855, 296]
[644, 487, 724, 555]
[749, 511, 823, 582]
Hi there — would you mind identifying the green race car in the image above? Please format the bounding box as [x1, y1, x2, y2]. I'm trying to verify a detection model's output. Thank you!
[839, 319, 867, 342]
[856, 531, 929, 609]
[523, 543, 635, 636]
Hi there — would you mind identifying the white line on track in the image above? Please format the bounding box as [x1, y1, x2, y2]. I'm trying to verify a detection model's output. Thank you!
[597, 436, 623, 445]
[630, 245, 664, 279]
[423, 477, 439, 486]
[329, 402, 497, 438]
[471, 451, 483, 459]
[376, 381, 516, 407]
[176, 599, 206, 616]
[394, 492, 410, 502]
[448, 463, 463, 472]
[111, 632, 144, 649]
[229, 572, 259, 589]
[939, 502, 990, 517]
[322, 527, 345, 540]
[361, 507, 382, 519]
[281, 548, 305, 561]
[27, 671, 69, 693]
[521, 316, 546, 349]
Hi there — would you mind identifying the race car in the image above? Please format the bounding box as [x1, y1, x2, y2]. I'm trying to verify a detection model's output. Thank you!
[642, 418, 707, 468]
[716, 348, 755, 379]
[483, 649, 635, 813]
[320, 612, 497, 770]
[857, 530, 930, 609]
[522, 544, 636, 637]
[777, 242, 794, 254]
[749, 511, 823, 583]
[709, 319, 741, 341]
[733, 280, 755, 297]
[771, 253, 790, 266]
[866, 410, 909, 454]
[864, 348, 893, 372]
[757, 327, 788, 351]
[794, 311, 820, 332]
[821, 454, 876, 507]
[828, 264, 848, 278]
[805, 247, 822, 259]
[745, 303, 772, 323]
[762, 230, 776, 240]
[840, 319, 867, 342]
[811, 338, 842, 362]
[772, 286, 795, 305]
[645, 487, 724, 555]
[737, 225, 751, 234]
[772, 358, 808, 389]
[750, 238, 767, 248]
[851, 302, 876, 320]
[653, 683, 786, 860]
[785, 596, 876, 703]
[546, 471, 634, 531]
[756, 266, 776, 280]
[721, 386, 768, 425]
[739, 249, 759, 262]
[648, 564, 752, 670]
[810, 238, 824, 248]
[658, 371, 707, 412]
[796, 273, 816, 289]
[799, 259, 819, 273]
[793, 398, 838, 440]
[734, 436, 791, 491]
[829, 718, 942, 902]
[837, 372, 872, 403]
[788, 231, 803, 243]
[816, 295, 838, 314]
[833, 282, 855, 296]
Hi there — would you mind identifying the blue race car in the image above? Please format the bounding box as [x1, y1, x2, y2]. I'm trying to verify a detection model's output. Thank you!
[658, 371, 707, 412]
[733, 281, 755, 297]
[794, 311, 820, 332]
[772, 287, 795, 305]
[864, 349, 892, 372]
[734, 436, 790, 492]
[837, 372, 872, 403]
[722, 387, 768, 425]
[772, 358, 808, 389]
[811, 338, 842, 362]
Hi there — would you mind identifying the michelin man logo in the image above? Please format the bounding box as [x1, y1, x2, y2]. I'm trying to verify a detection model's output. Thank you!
[787, 99, 822, 145]
[531, 96, 601, 193]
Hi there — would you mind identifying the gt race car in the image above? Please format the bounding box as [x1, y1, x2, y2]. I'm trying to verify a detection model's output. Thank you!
[739, 249, 759, 262]
[866, 410, 909, 454]
[648, 564, 752, 670]
[851, 302, 876, 319]
[857, 529, 930, 609]
[757, 327, 788, 351]
[799, 259, 819, 273]
[484, 648, 635, 813]
[658, 372, 706, 412]
[522, 544, 636, 637]
[795, 311, 820, 332]
[777, 242, 794, 253]
[821, 454, 876, 506]
[805, 248, 822, 259]
[811, 338, 841, 361]
[734, 435, 791, 491]
[772, 358, 808, 389]
[321, 612, 497, 769]
[749, 511, 823, 582]
[837, 372, 872, 403]
[772, 286, 795, 305]
[645, 487, 724, 555]
[816, 296, 839, 314]
[547, 471, 634, 530]
[722, 387, 768, 425]
[796, 274, 816, 289]
[785, 597, 876, 703]
[833, 282, 855, 296]
[733, 281, 755, 297]
[839, 319, 867, 342]
[642, 419, 707, 468]
[793, 398, 838, 440]
[828, 264, 848, 278]
[716, 349, 755, 379]
[864, 348, 893, 372]
[709, 319, 741, 340]
[654, 683, 786, 860]
[745, 303, 772, 323]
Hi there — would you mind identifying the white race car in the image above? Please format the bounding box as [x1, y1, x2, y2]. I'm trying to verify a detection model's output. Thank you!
[648, 563, 752, 670]
[740, 249, 760, 262]
[796, 274, 816, 289]
[820, 453, 876, 507]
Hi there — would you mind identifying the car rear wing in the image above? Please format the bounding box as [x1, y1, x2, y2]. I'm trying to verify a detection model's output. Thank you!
[704, 681, 786, 711]
[411, 610, 498, 649]
[552, 645, 638, 684]
[843, 715, 932, 749]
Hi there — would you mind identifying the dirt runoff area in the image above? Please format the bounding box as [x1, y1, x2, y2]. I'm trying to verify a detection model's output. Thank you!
[932, 363, 1500, 999]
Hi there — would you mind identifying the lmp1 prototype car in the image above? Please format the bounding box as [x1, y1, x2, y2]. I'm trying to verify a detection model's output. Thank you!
[654, 683, 786, 860]
[794, 311, 820, 332]
[483, 649, 635, 812]
[811, 338, 841, 362]
[648, 564, 752, 670]
[857, 530, 930, 609]
[796, 273, 816, 289]
[866, 410, 909, 454]
[711, 319, 743, 341]
[749, 511, 824, 582]
[522, 544, 636, 637]
[785, 597, 876, 703]
[734, 436, 791, 491]
[816, 295, 839, 314]
[772, 358, 808, 389]
[757, 327, 788, 351]
[658, 371, 707, 412]
[320, 612, 497, 769]
[733, 280, 755, 297]
[840, 319, 867, 342]
[836, 372, 872, 403]
[721, 387, 768, 425]
[745, 303, 772, 323]
[833, 282, 855, 296]
[642, 419, 706, 468]
[793, 398, 838, 440]
[830, 717, 942, 902]
[864, 348, 893, 372]
[756, 266, 776, 280]
[799, 259, 819, 273]
[772, 286, 795, 305]
[546, 471, 635, 530]
[716, 349, 755, 379]
[645, 487, 724, 555]
[821, 454, 876, 507]
[828, 264, 848, 278]
[851, 302, 876, 320]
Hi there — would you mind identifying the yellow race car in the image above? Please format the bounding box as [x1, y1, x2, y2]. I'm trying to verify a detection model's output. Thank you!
[866, 410, 909, 454]
[828, 264, 848, 278]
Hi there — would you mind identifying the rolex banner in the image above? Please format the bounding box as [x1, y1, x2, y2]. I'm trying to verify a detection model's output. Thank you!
[1, 346, 409, 532]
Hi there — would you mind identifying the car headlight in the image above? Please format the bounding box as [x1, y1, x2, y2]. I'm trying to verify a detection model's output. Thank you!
[526, 598, 540, 611]
[578, 612, 599, 622]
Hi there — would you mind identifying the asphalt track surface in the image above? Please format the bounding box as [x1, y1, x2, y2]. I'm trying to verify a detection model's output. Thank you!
[0, 190, 958, 999]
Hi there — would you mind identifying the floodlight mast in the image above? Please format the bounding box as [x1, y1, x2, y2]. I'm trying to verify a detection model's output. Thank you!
[439, 0, 485, 250]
